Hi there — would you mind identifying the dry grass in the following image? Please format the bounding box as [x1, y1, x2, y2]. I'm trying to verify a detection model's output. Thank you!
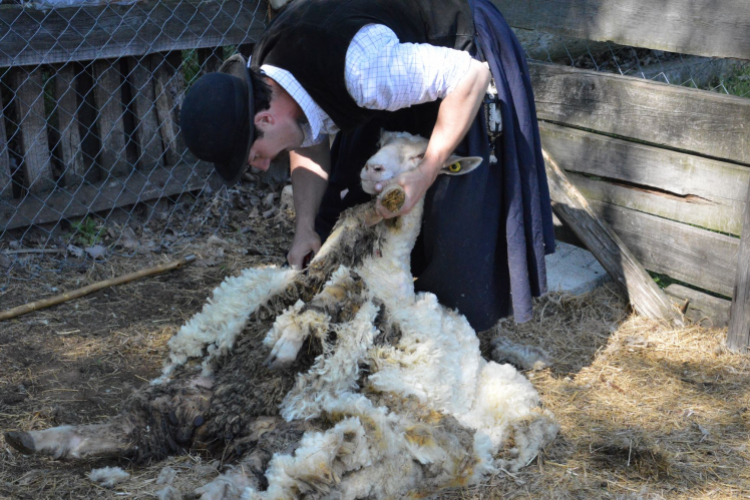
[2, 186, 749, 498]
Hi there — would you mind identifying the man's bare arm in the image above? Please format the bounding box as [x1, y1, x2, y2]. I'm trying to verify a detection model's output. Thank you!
[288, 140, 331, 268]
[376, 59, 491, 218]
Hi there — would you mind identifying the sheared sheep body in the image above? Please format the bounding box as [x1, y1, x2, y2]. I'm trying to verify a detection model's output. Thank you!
[4, 131, 558, 499]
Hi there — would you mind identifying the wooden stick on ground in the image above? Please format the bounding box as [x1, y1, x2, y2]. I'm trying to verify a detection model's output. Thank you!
[543, 149, 683, 326]
[0, 254, 196, 322]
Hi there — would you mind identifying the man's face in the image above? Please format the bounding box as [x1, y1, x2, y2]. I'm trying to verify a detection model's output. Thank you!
[247, 88, 305, 171]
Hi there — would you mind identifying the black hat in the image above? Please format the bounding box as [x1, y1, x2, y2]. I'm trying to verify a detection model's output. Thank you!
[180, 54, 255, 185]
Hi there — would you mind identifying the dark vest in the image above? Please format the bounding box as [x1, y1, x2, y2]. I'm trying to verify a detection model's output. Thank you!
[252, 0, 475, 132]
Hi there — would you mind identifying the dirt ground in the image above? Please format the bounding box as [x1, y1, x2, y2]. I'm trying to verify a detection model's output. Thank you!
[1, 176, 749, 499]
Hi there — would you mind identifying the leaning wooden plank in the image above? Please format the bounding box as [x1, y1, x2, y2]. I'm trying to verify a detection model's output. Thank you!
[10, 67, 54, 195]
[0, 89, 11, 200]
[568, 172, 743, 237]
[152, 53, 182, 168]
[0, 0, 267, 68]
[493, 0, 750, 60]
[125, 56, 164, 170]
[540, 122, 750, 205]
[728, 180, 750, 350]
[589, 200, 738, 299]
[92, 59, 130, 177]
[543, 150, 681, 324]
[530, 63, 750, 166]
[0, 163, 213, 231]
[54, 63, 86, 187]
[665, 284, 730, 328]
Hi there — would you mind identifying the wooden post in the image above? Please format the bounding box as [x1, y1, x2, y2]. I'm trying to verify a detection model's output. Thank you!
[543, 149, 683, 325]
[10, 67, 54, 194]
[54, 63, 86, 187]
[152, 53, 182, 167]
[0, 88, 11, 200]
[727, 178, 750, 350]
[125, 55, 164, 170]
[92, 59, 130, 177]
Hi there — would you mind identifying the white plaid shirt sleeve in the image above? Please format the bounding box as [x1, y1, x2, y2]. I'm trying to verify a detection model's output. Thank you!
[345, 24, 474, 112]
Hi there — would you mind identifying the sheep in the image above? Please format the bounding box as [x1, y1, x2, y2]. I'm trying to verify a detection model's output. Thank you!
[4, 131, 558, 500]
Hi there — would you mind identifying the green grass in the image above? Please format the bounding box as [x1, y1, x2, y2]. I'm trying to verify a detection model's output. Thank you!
[69, 217, 106, 247]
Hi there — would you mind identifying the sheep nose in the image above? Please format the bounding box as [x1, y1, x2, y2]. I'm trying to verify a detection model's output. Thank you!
[364, 163, 384, 173]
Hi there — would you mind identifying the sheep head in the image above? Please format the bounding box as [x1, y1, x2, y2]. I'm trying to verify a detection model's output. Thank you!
[360, 131, 484, 195]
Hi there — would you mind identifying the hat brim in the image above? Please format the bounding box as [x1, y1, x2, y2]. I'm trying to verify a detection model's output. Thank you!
[212, 54, 255, 185]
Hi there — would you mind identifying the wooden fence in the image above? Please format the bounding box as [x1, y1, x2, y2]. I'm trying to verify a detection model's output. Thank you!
[0, 0, 266, 231]
[3, 0, 750, 344]
[495, 0, 750, 340]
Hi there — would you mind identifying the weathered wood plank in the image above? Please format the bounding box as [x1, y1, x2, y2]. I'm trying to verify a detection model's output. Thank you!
[540, 123, 749, 204]
[54, 63, 86, 187]
[492, 0, 750, 60]
[10, 67, 54, 194]
[0, 162, 212, 231]
[728, 179, 750, 350]
[543, 150, 681, 323]
[530, 63, 750, 165]
[568, 172, 743, 237]
[152, 53, 183, 168]
[92, 60, 130, 177]
[589, 200, 737, 298]
[0, 0, 267, 68]
[665, 284, 730, 329]
[0, 88, 11, 199]
[125, 56, 164, 170]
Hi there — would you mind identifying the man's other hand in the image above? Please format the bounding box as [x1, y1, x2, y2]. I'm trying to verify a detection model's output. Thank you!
[287, 227, 321, 269]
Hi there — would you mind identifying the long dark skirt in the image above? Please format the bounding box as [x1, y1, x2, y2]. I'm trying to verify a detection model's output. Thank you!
[315, 0, 555, 331]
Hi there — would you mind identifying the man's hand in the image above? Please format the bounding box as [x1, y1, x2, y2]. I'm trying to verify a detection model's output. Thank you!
[287, 226, 321, 269]
[374, 158, 440, 218]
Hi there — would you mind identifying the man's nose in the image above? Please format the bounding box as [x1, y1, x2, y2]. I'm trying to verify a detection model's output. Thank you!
[250, 157, 271, 172]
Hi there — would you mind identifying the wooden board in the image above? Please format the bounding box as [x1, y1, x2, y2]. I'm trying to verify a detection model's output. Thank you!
[530, 63, 750, 166]
[666, 284, 730, 328]
[544, 151, 680, 322]
[728, 183, 750, 349]
[54, 63, 86, 187]
[10, 67, 54, 194]
[0, 163, 213, 231]
[125, 56, 164, 170]
[0, 0, 267, 68]
[92, 60, 130, 177]
[589, 200, 737, 298]
[493, 0, 750, 60]
[568, 172, 743, 237]
[0, 89, 11, 199]
[152, 53, 182, 168]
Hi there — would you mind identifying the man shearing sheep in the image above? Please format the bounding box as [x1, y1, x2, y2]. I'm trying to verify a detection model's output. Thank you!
[180, 0, 555, 331]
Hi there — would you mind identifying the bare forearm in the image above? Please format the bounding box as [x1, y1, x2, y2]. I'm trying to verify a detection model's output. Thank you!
[289, 141, 331, 232]
[422, 59, 491, 180]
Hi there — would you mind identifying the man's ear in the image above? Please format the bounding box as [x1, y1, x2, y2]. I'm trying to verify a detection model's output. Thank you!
[441, 156, 483, 176]
[254, 110, 275, 127]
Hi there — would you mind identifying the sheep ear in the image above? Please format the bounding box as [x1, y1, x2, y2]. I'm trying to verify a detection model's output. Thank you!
[441, 156, 483, 176]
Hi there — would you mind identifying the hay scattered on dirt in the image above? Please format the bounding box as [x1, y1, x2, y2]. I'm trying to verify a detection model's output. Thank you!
[2, 179, 750, 498]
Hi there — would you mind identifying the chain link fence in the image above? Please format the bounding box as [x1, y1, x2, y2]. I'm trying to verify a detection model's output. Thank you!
[0, 0, 269, 292]
[1, 2, 749, 294]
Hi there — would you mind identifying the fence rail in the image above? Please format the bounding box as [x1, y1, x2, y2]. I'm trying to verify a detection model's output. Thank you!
[0, 0, 266, 67]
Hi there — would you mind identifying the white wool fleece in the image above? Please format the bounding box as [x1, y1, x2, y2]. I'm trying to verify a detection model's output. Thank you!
[155, 266, 297, 383]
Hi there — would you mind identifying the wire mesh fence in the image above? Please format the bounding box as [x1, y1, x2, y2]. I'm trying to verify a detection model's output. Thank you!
[1, 2, 749, 294]
[0, 0, 268, 292]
